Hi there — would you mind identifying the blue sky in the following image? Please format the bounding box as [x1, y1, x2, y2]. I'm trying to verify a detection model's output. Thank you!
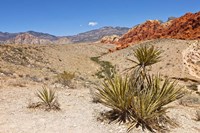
[0, 0, 199, 36]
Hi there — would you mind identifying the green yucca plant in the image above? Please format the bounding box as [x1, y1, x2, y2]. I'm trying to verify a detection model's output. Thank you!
[128, 75, 185, 132]
[126, 45, 162, 73]
[97, 74, 184, 132]
[96, 45, 185, 132]
[96, 75, 133, 123]
[127, 45, 162, 91]
[36, 86, 60, 110]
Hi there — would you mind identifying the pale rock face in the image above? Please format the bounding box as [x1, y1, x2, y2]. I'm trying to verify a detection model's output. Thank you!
[100, 35, 120, 44]
[183, 41, 200, 79]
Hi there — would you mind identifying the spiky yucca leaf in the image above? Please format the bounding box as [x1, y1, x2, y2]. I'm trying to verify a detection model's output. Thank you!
[36, 87, 56, 108]
[128, 75, 185, 132]
[127, 45, 162, 71]
[96, 75, 133, 123]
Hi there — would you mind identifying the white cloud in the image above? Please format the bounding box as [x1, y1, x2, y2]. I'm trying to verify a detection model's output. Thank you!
[88, 21, 98, 26]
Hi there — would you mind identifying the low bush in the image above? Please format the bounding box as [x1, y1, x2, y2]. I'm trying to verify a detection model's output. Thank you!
[56, 71, 75, 87]
[91, 56, 116, 79]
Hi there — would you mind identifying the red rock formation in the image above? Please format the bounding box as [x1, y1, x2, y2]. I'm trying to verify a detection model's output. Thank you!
[114, 11, 200, 49]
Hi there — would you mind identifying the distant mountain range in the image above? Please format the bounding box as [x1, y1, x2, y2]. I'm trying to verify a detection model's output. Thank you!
[0, 26, 129, 44]
[68, 26, 129, 43]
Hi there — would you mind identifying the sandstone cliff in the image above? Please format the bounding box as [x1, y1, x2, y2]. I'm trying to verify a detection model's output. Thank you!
[111, 11, 200, 50]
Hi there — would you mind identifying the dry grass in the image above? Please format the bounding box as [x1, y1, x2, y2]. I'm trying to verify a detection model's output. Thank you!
[56, 71, 75, 87]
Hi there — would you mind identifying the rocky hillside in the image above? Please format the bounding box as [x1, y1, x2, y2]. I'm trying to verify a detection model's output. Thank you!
[2, 33, 71, 45]
[103, 12, 200, 50]
[25, 31, 58, 40]
[4, 33, 52, 45]
[0, 32, 18, 41]
[0, 31, 57, 41]
[0, 26, 129, 45]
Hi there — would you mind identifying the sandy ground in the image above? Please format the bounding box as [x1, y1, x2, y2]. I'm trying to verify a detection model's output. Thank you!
[0, 39, 200, 133]
[0, 85, 128, 133]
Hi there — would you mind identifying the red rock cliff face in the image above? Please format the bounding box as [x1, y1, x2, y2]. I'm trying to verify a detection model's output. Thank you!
[116, 12, 200, 49]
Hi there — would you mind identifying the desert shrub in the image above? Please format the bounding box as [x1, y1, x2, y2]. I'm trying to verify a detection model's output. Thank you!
[56, 71, 75, 86]
[96, 45, 185, 132]
[91, 56, 116, 79]
[28, 86, 60, 111]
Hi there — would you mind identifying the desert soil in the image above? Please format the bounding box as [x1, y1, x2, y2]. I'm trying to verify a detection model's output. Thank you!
[0, 39, 200, 133]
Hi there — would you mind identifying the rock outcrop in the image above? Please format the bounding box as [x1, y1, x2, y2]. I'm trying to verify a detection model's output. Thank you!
[100, 35, 120, 44]
[183, 41, 200, 79]
[114, 11, 200, 49]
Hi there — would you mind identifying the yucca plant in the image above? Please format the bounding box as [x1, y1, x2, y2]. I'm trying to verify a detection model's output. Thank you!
[127, 45, 162, 92]
[128, 75, 185, 132]
[96, 75, 133, 123]
[126, 45, 162, 80]
[96, 45, 185, 132]
[131, 45, 162, 69]
[36, 86, 60, 110]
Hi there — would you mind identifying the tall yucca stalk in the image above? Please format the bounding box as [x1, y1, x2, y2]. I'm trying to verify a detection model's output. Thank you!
[127, 45, 162, 91]
[96, 75, 133, 123]
[127, 45, 161, 75]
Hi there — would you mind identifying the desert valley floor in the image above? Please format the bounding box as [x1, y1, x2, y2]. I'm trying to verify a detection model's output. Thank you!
[1, 39, 200, 133]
